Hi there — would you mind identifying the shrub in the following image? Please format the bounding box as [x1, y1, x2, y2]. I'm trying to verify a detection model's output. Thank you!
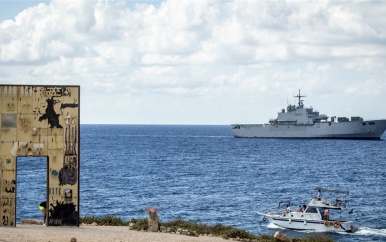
[160, 219, 258, 240]
[129, 218, 148, 231]
[80, 215, 128, 226]
[293, 234, 334, 242]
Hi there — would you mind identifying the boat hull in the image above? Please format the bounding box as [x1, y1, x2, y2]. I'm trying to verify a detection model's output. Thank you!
[232, 119, 386, 139]
[265, 215, 358, 233]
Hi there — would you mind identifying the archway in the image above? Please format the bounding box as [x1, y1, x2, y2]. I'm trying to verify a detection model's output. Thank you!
[0, 85, 80, 227]
[16, 156, 47, 224]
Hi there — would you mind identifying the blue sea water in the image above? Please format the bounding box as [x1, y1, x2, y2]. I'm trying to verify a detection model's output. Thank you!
[16, 125, 386, 241]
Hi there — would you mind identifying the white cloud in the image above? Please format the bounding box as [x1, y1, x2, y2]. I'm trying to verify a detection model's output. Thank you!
[0, 0, 386, 124]
[344, 78, 386, 96]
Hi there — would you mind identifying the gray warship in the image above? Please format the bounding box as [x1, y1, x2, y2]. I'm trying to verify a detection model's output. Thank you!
[232, 90, 386, 139]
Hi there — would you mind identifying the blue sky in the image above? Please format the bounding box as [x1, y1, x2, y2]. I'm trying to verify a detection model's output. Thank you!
[0, 1, 48, 21]
[1, 0, 386, 124]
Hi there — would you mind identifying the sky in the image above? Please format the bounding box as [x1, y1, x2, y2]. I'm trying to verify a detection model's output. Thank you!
[0, 0, 385, 125]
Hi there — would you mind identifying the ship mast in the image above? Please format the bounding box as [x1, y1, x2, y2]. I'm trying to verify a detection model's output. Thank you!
[294, 89, 306, 108]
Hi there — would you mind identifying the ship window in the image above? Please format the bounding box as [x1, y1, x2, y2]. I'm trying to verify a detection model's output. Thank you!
[369, 122, 375, 125]
[362, 123, 366, 126]
[305, 207, 318, 213]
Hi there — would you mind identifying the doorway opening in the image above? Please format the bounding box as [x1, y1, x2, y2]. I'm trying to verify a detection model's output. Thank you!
[16, 156, 47, 224]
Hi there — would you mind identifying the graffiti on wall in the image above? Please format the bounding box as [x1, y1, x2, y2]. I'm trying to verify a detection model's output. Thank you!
[0, 85, 80, 227]
[59, 156, 77, 186]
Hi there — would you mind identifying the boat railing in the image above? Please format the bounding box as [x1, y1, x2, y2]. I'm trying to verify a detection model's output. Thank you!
[310, 197, 348, 209]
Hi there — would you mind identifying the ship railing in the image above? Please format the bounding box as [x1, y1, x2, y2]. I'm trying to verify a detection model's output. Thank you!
[276, 120, 297, 125]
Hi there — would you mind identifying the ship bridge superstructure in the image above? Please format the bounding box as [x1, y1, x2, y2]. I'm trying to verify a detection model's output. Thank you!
[270, 90, 328, 125]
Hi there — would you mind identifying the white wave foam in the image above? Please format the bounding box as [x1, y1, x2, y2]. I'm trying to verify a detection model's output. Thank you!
[354, 227, 386, 237]
[267, 223, 282, 229]
[266, 224, 386, 237]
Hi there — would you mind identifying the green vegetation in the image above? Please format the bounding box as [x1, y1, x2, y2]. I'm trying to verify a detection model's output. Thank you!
[160, 219, 258, 239]
[293, 235, 334, 242]
[80, 215, 129, 226]
[80, 215, 334, 241]
[128, 218, 148, 231]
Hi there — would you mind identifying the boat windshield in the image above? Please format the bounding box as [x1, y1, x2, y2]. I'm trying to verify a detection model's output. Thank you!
[305, 207, 318, 213]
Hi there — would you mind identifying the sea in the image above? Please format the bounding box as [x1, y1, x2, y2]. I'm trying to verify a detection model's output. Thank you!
[16, 125, 386, 241]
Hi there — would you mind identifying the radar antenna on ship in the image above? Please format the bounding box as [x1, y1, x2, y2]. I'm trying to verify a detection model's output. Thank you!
[294, 89, 306, 108]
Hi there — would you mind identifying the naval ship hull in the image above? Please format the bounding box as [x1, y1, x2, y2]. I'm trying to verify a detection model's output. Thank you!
[232, 119, 386, 139]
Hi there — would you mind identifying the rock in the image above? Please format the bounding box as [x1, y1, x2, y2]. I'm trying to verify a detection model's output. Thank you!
[128, 223, 135, 230]
[90, 222, 98, 226]
[146, 208, 159, 232]
[21, 219, 43, 225]
[274, 231, 293, 242]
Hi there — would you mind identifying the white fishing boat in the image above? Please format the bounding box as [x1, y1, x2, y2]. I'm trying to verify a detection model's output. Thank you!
[232, 90, 386, 139]
[262, 188, 359, 233]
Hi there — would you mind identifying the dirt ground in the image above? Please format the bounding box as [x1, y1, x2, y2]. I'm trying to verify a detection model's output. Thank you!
[0, 224, 228, 242]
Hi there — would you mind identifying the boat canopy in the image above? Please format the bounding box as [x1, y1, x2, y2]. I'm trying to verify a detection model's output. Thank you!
[314, 187, 349, 195]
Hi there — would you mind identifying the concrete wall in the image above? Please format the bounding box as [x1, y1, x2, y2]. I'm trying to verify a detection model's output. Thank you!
[0, 85, 80, 227]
